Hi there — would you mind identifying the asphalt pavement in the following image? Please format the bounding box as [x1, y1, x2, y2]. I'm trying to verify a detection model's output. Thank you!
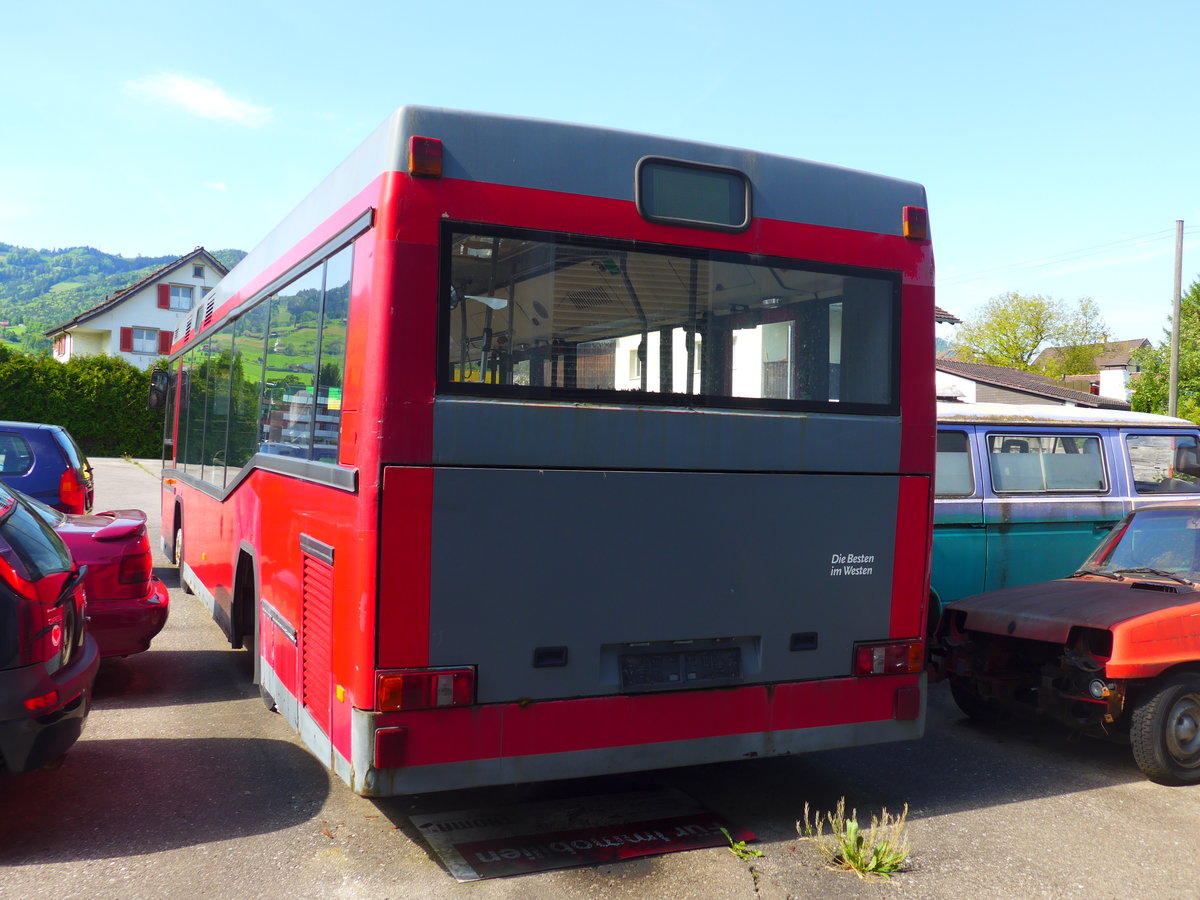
[1, 457, 1198, 899]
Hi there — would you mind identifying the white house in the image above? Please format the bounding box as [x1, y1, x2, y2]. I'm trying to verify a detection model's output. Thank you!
[935, 358, 1131, 410]
[45, 248, 228, 370]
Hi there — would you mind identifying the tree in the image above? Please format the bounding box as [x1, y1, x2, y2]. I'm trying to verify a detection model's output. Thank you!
[1037, 297, 1111, 379]
[950, 292, 1110, 373]
[1130, 278, 1200, 422]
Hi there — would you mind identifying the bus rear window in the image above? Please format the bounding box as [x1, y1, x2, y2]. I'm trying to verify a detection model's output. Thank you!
[441, 227, 898, 413]
[636, 158, 749, 231]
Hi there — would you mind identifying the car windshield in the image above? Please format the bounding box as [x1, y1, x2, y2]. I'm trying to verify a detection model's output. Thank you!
[1082, 508, 1200, 583]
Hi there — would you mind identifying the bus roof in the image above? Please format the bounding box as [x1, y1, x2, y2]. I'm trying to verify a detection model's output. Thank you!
[193, 106, 928, 343]
[317, 105, 926, 235]
[937, 401, 1195, 429]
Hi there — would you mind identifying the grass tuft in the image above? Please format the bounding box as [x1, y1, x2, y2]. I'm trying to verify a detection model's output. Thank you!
[798, 797, 910, 879]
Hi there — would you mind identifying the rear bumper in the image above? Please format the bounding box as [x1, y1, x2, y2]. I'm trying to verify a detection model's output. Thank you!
[0, 634, 99, 773]
[348, 673, 926, 795]
[89, 577, 170, 658]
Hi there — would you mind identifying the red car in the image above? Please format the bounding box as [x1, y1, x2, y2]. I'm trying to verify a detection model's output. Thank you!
[939, 504, 1200, 785]
[23, 495, 169, 658]
[0, 482, 98, 773]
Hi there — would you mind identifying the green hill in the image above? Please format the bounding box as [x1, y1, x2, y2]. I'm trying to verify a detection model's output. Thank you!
[0, 243, 245, 352]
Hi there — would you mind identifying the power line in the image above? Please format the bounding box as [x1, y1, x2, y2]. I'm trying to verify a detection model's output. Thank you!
[940, 228, 1187, 287]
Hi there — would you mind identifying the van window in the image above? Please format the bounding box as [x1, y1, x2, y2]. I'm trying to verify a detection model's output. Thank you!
[1127, 434, 1200, 494]
[987, 433, 1106, 493]
[935, 430, 974, 496]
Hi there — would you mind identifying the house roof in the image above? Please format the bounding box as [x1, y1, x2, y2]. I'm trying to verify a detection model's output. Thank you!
[44, 247, 228, 337]
[1032, 337, 1151, 372]
[935, 358, 1131, 410]
[934, 306, 960, 324]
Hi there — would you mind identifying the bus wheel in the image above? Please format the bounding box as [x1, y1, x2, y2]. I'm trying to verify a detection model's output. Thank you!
[174, 525, 193, 595]
[1131, 673, 1200, 785]
[949, 676, 1001, 723]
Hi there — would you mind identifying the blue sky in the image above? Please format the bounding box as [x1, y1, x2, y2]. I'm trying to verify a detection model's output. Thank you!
[3, 1, 1197, 343]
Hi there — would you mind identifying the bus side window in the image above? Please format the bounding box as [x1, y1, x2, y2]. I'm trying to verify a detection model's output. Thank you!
[935, 430, 973, 497]
[313, 246, 351, 464]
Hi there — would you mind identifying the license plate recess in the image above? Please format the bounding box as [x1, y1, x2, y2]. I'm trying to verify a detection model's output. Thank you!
[620, 646, 742, 692]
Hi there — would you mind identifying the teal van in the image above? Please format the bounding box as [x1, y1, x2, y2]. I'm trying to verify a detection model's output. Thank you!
[930, 402, 1200, 631]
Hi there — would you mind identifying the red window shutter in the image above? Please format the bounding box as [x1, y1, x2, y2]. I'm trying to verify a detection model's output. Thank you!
[158, 330, 172, 354]
[119, 327, 134, 352]
[157, 284, 170, 308]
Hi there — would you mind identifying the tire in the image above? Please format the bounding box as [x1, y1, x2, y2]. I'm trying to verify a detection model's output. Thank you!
[949, 675, 1002, 723]
[1130, 673, 1200, 785]
[174, 526, 193, 595]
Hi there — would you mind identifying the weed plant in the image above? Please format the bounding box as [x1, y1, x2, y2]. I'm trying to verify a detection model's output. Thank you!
[798, 797, 910, 879]
[719, 827, 763, 861]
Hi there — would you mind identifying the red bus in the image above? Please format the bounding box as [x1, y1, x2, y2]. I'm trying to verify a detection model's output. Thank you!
[155, 106, 935, 795]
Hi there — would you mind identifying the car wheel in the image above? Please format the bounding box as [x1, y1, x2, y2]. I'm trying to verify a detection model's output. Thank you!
[1130, 673, 1200, 785]
[949, 675, 1002, 723]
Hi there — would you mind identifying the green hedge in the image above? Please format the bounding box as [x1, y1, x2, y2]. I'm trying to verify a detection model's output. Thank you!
[0, 347, 163, 457]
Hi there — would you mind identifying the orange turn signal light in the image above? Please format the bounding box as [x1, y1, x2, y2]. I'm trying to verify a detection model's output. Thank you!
[903, 206, 929, 240]
[409, 136, 444, 177]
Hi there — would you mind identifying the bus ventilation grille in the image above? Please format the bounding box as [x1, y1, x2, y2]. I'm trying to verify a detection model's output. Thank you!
[300, 552, 334, 723]
[566, 286, 614, 310]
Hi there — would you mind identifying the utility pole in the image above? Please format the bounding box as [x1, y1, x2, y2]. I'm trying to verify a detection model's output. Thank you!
[1169, 219, 1184, 417]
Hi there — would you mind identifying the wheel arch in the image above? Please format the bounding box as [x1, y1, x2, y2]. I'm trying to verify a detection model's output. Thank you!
[171, 499, 183, 563]
[1124, 661, 1200, 702]
[233, 542, 262, 675]
[927, 587, 947, 640]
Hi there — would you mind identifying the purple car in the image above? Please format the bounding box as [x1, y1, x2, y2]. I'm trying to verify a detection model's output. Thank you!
[0, 421, 94, 515]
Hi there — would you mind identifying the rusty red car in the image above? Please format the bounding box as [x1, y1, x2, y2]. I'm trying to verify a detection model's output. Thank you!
[23, 495, 168, 658]
[939, 504, 1200, 785]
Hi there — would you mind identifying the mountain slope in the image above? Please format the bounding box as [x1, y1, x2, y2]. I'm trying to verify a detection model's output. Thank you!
[0, 244, 245, 351]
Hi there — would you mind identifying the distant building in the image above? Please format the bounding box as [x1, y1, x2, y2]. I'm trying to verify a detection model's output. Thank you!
[1032, 338, 1151, 403]
[936, 358, 1131, 410]
[45, 248, 227, 371]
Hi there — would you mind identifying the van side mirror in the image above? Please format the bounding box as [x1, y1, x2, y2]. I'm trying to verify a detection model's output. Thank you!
[148, 370, 170, 410]
[1175, 445, 1200, 478]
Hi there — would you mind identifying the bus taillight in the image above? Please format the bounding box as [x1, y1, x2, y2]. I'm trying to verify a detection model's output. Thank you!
[853, 640, 924, 676]
[378, 667, 474, 711]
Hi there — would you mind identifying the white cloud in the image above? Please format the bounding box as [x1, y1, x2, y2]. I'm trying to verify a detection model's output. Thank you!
[204, 181, 229, 193]
[124, 74, 271, 127]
